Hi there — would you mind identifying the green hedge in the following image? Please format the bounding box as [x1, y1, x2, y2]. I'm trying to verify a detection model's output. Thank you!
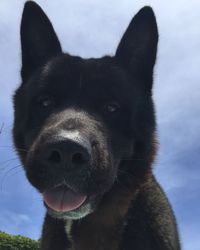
[0, 231, 39, 250]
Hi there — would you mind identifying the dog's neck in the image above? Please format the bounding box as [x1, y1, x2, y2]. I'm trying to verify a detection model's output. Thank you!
[65, 181, 140, 250]
[65, 140, 157, 250]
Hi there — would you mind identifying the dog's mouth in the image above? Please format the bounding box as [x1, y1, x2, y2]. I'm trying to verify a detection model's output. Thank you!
[43, 184, 87, 213]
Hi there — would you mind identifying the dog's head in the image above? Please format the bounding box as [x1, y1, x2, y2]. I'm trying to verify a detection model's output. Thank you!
[13, 1, 158, 220]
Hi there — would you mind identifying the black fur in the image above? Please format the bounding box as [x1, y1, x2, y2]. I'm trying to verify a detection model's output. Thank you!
[13, 1, 181, 250]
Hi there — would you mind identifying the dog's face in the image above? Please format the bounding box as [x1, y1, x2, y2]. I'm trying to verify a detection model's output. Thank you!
[13, 2, 158, 220]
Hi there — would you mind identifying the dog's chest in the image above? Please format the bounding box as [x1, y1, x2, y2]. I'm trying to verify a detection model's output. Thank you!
[64, 185, 138, 250]
[65, 218, 125, 250]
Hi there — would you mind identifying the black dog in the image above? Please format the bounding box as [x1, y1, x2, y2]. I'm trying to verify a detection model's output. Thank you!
[13, 1, 181, 250]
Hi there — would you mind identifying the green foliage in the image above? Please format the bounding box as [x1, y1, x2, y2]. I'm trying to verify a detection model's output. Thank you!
[0, 231, 39, 250]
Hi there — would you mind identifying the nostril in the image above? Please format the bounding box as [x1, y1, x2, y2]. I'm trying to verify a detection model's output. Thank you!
[49, 150, 62, 163]
[71, 152, 87, 165]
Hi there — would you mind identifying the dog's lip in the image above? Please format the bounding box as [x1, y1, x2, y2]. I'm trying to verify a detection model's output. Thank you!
[43, 184, 87, 213]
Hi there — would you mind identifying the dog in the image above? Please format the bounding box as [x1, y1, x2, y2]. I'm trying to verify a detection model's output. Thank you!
[13, 1, 181, 250]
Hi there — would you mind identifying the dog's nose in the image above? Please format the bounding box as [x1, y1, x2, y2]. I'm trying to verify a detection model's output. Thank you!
[45, 136, 91, 169]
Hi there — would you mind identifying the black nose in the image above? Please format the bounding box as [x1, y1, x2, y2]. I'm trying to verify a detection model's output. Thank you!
[45, 138, 91, 169]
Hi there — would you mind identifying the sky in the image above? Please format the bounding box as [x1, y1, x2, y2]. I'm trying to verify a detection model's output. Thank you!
[0, 0, 199, 249]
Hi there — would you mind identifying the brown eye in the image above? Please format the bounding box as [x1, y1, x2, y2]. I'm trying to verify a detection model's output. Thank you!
[104, 102, 120, 114]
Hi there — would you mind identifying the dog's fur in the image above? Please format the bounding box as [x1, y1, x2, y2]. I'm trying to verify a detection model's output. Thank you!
[13, 1, 181, 250]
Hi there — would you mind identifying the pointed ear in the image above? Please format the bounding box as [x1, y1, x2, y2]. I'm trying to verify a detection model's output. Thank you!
[20, 1, 62, 82]
[115, 7, 158, 91]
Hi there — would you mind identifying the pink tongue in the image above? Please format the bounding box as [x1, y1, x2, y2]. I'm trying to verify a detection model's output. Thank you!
[43, 186, 87, 212]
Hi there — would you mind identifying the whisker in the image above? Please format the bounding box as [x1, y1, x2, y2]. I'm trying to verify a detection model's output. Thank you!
[0, 145, 28, 152]
[7, 169, 23, 179]
[0, 123, 4, 134]
[0, 158, 18, 169]
[0, 164, 22, 192]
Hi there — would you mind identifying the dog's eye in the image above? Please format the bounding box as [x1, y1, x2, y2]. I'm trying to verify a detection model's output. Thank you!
[37, 96, 54, 108]
[103, 102, 120, 114]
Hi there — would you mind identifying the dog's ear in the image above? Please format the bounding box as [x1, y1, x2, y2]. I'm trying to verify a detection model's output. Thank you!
[20, 1, 62, 82]
[115, 7, 158, 91]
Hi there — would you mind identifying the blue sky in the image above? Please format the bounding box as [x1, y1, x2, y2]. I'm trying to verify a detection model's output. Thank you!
[0, 0, 199, 249]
